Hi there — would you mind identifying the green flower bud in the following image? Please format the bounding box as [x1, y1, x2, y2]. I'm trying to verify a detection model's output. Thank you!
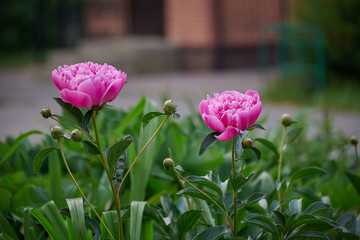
[281, 113, 293, 127]
[41, 107, 52, 118]
[51, 126, 64, 139]
[163, 158, 175, 170]
[242, 138, 253, 149]
[71, 129, 83, 142]
[163, 100, 177, 115]
[350, 135, 358, 146]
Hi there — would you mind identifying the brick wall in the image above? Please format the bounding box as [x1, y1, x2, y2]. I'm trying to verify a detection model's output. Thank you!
[164, 0, 216, 48]
[84, 0, 128, 37]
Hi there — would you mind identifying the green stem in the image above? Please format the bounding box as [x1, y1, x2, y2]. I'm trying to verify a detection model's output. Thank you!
[277, 126, 287, 212]
[50, 116, 96, 142]
[231, 138, 237, 237]
[117, 115, 170, 196]
[173, 169, 234, 232]
[57, 139, 114, 240]
[92, 114, 123, 240]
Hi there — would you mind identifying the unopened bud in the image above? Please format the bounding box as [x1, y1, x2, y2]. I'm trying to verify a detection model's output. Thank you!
[41, 107, 52, 118]
[281, 113, 293, 127]
[51, 126, 64, 139]
[242, 138, 253, 149]
[350, 135, 358, 146]
[163, 100, 177, 115]
[71, 129, 83, 142]
[163, 158, 175, 170]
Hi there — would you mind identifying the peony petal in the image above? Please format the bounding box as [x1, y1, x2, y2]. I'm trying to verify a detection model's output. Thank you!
[199, 100, 209, 115]
[77, 79, 101, 106]
[248, 102, 262, 126]
[215, 126, 239, 141]
[100, 78, 126, 106]
[52, 70, 63, 90]
[202, 114, 226, 133]
[237, 110, 250, 130]
[60, 89, 93, 109]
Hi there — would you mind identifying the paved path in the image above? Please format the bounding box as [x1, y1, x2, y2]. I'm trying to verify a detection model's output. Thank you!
[0, 66, 359, 142]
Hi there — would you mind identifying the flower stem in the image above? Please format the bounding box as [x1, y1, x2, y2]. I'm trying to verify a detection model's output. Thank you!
[56, 139, 114, 240]
[173, 169, 234, 232]
[92, 114, 123, 240]
[232, 138, 237, 237]
[50, 116, 96, 142]
[277, 126, 287, 212]
[117, 115, 170, 196]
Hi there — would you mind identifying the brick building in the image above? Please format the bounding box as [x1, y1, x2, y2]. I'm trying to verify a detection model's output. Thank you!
[84, 0, 286, 70]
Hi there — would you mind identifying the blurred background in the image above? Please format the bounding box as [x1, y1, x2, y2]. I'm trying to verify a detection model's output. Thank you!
[0, 0, 359, 139]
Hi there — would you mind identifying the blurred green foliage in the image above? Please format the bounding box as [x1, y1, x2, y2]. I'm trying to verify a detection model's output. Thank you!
[291, 0, 360, 82]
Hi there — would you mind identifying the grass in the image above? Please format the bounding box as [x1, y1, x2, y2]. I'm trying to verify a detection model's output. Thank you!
[262, 76, 360, 112]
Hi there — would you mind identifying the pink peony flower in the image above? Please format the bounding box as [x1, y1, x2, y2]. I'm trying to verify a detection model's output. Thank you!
[199, 90, 262, 141]
[52, 62, 127, 110]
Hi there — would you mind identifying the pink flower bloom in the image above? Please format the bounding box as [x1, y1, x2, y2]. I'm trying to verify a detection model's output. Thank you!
[52, 62, 127, 110]
[199, 90, 262, 141]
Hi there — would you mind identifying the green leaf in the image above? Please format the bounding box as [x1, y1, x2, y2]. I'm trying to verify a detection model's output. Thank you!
[272, 211, 285, 229]
[303, 202, 330, 215]
[66, 198, 87, 240]
[177, 210, 202, 240]
[289, 231, 330, 240]
[106, 136, 133, 175]
[255, 138, 279, 158]
[59, 208, 101, 240]
[173, 113, 180, 119]
[82, 140, 101, 155]
[113, 152, 127, 194]
[234, 134, 243, 161]
[291, 167, 326, 184]
[41, 201, 69, 240]
[288, 198, 302, 215]
[250, 147, 261, 160]
[345, 171, 360, 195]
[54, 98, 84, 126]
[192, 226, 227, 240]
[246, 192, 266, 205]
[101, 211, 119, 240]
[185, 175, 223, 197]
[247, 123, 265, 130]
[177, 188, 226, 212]
[32, 147, 58, 175]
[81, 110, 93, 132]
[286, 127, 303, 144]
[24, 208, 36, 240]
[0, 233, 15, 240]
[142, 112, 165, 128]
[0, 130, 42, 167]
[113, 96, 146, 135]
[130, 201, 147, 240]
[49, 151, 63, 207]
[0, 211, 19, 240]
[230, 169, 254, 192]
[31, 208, 61, 240]
[199, 132, 220, 156]
[244, 213, 278, 236]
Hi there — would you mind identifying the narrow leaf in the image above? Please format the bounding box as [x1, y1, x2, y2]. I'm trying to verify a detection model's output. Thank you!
[113, 152, 127, 194]
[255, 138, 279, 158]
[54, 98, 84, 125]
[66, 198, 87, 240]
[0, 233, 15, 240]
[41, 201, 69, 240]
[101, 211, 119, 240]
[142, 112, 165, 128]
[177, 210, 202, 240]
[303, 202, 330, 215]
[199, 132, 220, 156]
[272, 211, 285, 229]
[291, 167, 326, 184]
[286, 127, 303, 144]
[192, 226, 227, 240]
[82, 141, 101, 155]
[288, 198, 302, 215]
[234, 134, 243, 161]
[177, 188, 225, 211]
[247, 192, 266, 205]
[106, 136, 133, 175]
[33, 147, 58, 175]
[81, 110, 93, 132]
[291, 231, 330, 240]
[244, 213, 278, 235]
[130, 201, 147, 240]
[185, 175, 223, 197]
[0, 211, 19, 240]
[0, 130, 42, 167]
[247, 124, 266, 130]
[230, 170, 254, 192]
[31, 208, 61, 240]
[250, 147, 261, 160]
